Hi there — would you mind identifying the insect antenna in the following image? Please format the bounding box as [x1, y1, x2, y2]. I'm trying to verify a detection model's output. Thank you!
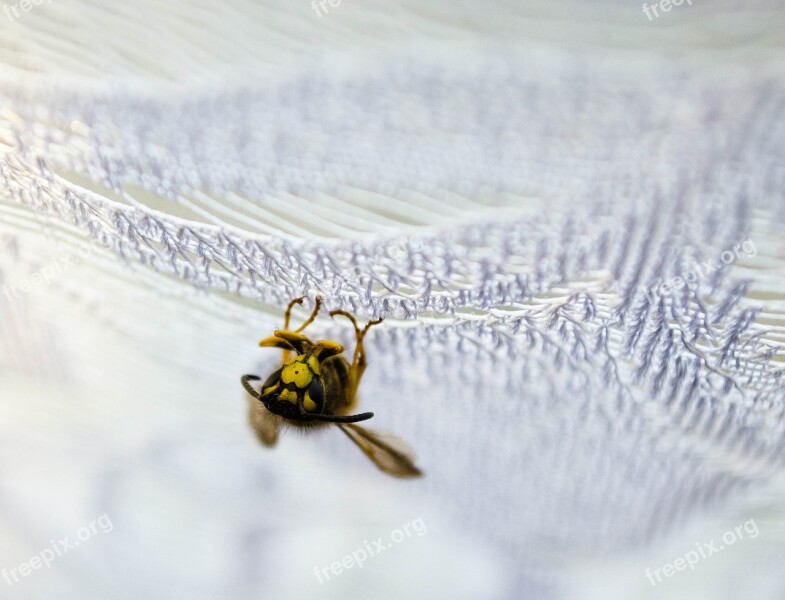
[241, 374, 262, 399]
[307, 412, 375, 424]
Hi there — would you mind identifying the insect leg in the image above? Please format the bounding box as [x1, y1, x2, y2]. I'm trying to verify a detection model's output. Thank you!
[259, 333, 300, 363]
[352, 318, 383, 379]
[294, 296, 322, 333]
[283, 297, 306, 330]
[329, 310, 361, 366]
[278, 296, 320, 361]
[330, 309, 382, 383]
[329, 309, 361, 335]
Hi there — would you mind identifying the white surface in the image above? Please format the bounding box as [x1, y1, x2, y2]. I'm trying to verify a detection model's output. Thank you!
[1, 2, 785, 599]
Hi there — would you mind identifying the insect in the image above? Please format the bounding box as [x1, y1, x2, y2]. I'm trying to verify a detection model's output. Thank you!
[241, 296, 422, 478]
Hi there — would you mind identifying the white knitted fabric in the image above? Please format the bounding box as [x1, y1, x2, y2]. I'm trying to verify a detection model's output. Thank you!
[1, 2, 784, 599]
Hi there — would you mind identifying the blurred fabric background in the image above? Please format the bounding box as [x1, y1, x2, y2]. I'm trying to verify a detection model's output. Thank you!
[1, 1, 784, 599]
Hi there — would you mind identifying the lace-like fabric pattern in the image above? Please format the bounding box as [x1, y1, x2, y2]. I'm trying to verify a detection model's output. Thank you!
[1, 3, 784, 596]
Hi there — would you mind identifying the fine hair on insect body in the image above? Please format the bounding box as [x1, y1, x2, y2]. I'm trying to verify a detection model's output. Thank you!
[242, 296, 422, 478]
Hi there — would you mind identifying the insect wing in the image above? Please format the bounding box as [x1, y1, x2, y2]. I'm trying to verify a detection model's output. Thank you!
[338, 424, 422, 478]
[249, 400, 279, 447]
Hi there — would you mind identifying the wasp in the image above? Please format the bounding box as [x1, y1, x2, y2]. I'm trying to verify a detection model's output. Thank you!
[242, 296, 422, 478]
